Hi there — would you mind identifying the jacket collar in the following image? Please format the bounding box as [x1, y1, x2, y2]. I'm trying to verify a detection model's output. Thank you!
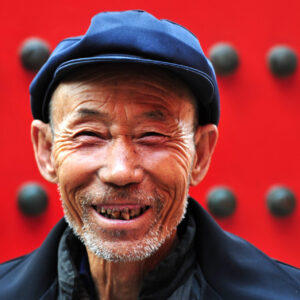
[189, 198, 300, 299]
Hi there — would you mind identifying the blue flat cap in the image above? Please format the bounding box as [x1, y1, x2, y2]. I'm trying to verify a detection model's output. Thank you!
[30, 10, 220, 125]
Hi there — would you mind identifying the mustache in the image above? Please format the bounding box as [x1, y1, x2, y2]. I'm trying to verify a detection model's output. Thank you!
[78, 185, 161, 206]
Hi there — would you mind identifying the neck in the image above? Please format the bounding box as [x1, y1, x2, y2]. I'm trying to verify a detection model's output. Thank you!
[87, 231, 178, 300]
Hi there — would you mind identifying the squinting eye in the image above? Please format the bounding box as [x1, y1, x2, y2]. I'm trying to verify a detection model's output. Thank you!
[76, 131, 99, 137]
[138, 132, 167, 144]
[73, 131, 107, 142]
[141, 132, 164, 137]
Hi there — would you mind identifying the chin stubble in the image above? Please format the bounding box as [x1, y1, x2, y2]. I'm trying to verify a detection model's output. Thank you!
[59, 185, 188, 262]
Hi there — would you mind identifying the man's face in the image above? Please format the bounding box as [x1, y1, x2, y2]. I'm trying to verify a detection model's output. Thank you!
[47, 66, 200, 261]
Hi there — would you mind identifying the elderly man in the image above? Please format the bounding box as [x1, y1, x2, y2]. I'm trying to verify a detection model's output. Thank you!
[1, 10, 300, 300]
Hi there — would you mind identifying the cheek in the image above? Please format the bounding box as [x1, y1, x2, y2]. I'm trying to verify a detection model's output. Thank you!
[52, 139, 106, 227]
[55, 151, 98, 230]
[140, 141, 194, 229]
[141, 139, 195, 193]
[52, 135, 103, 187]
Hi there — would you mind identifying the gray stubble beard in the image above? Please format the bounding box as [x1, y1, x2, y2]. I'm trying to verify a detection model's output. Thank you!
[60, 187, 188, 262]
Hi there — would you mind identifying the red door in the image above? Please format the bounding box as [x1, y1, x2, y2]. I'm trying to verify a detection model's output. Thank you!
[0, 0, 299, 266]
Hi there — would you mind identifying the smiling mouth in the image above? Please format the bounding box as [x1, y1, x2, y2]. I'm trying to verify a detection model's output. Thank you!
[92, 205, 150, 220]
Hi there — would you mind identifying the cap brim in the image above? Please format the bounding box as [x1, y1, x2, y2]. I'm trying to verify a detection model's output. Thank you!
[43, 53, 216, 123]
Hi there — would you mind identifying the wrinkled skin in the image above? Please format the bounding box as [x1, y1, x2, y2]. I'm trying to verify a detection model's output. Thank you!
[31, 65, 218, 300]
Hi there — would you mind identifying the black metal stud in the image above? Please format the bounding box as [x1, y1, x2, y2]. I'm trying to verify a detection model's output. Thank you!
[20, 38, 50, 72]
[18, 183, 48, 216]
[266, 186, 296, 217]
[267, 46, 297, 77]
[206, 187, 237, 217]
[209, 43, 239, 76]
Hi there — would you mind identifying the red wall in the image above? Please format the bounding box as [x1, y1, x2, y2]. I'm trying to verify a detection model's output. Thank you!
[1, 0, 300, 266]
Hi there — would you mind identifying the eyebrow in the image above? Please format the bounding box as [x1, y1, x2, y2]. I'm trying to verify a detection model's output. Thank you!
[76, 108, 110, 121]
[139, 110, 166, 121]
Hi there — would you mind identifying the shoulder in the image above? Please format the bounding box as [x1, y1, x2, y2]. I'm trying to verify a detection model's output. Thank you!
[187, 198, 300, 299]
[0, 219, 67, 300]
[0, 253, 31, 276]
[275, 260, 300, 282]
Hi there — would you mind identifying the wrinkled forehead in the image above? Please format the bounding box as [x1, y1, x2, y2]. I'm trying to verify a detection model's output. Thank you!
[49, 64, 197, 124]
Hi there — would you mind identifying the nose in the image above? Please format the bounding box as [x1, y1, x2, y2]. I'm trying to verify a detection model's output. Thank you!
[99, 138, 143, 187]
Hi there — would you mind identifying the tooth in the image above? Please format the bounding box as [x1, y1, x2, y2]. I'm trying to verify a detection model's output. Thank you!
[121, 211, 130, 220]
[101, 207, 106, 214]
[130, 208, 141, 217]
[107, 208, 112, 215]
[111, 210, 120, 219]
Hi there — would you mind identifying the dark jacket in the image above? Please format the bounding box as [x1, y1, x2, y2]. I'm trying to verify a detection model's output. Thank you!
[1, 198, 300, 300]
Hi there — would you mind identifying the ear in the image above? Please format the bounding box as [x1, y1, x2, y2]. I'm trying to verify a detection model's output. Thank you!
[31, 120, 57, 183]
[190, 124, 218, 186]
